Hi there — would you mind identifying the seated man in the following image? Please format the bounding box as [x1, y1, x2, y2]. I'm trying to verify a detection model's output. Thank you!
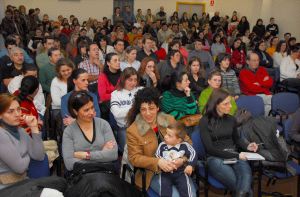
[0, 47, 25, 88]
[239, 52, 273, 115]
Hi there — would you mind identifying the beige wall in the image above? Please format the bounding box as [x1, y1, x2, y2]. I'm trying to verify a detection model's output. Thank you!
[3, 0, 300, 39]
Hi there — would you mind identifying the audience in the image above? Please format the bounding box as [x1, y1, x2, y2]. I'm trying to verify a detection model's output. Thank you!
[0, 4, 299, 195]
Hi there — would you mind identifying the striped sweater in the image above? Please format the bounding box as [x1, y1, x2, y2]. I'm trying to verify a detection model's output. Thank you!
[161, 89, 198, 120]
[219, 68, 241, 95]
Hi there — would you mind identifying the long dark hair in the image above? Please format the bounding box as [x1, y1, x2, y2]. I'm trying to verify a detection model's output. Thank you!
[67, 68, 88, 92]
[170, 71, 187, 90]
[117, 67, 139, 90]
[205, 88, 230, 120]
[18, 76, 39, 101]
[126, 87, 160, 126]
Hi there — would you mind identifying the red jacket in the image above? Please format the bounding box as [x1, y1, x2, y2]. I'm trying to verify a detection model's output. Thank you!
[13, 90, 39, 134]
[227, 48, 246, 68]
[239, 66, 273, 95]
[97, 73, 118, 102]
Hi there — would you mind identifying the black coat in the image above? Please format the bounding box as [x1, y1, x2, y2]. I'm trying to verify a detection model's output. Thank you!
[0, 176, 67, 197]
[65, 173, 142, 197]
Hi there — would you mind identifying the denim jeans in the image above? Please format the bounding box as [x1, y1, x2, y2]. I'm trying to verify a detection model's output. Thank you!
[150, 173, 197, 197]
[207, 156, 252, 193]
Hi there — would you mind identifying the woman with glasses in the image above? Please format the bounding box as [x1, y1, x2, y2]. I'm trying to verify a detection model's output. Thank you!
[198, 70, 237, 115]
[62, 90, 118, 171]
[125, 87, 196, 196]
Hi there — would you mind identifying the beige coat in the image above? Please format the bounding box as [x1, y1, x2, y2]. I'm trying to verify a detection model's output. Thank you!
[126, 112, 191, 189]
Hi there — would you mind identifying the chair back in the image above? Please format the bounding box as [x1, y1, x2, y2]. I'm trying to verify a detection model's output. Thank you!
[271, 93, 299, 115]
[236, 95, 264, 117]
[191, 131, 206, 160]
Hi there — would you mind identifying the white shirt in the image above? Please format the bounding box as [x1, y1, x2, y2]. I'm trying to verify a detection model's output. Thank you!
[273, 52, 287, 68]
[280, 56, 300, 81]
[110, 87, 143, 127]
[50, 77, 67, 109]
[8, 75, 46, 115]
[120, 60, 141, 71]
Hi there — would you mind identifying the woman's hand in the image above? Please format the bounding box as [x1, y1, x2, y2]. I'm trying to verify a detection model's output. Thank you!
[147, 71, 157, 85]
[184, 87, 191, 97]
[239, 152, 247, 161]
[74, 151, 87, 159]
[63, 116, 75, 126]
[247, 142, 258, 152]
[102, 140, 116, 150]
[23, 115, 39, 133]
[158, 158, 177, 172]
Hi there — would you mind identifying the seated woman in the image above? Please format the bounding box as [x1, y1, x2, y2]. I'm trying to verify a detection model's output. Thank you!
[279, 45, 300, 94]
[255, 40, 273, 69]
[120, 46, 140, 71]
[216, 53, 241, 97]
[61, 68, 101, 127]
[211, 34, 226, 59]
[13, 76, 42, 134]
[138, 57, 160, 88]
[8, 64, 45, 117]
[0, 94, 52, 192]
[50, 58, 73, 122]
[273, 40, 287, 68]
[98, 53, 121, 120]
[111, 67, 142, 152]
[125, 87, 196, 196]
[187, 56, 206, 99]
[198, 70, 237, 115]
[62, 90, 118, 171]
[227, 38, 246, 75]
[161, 71, 198, 120]
[199, 89, 256, 196]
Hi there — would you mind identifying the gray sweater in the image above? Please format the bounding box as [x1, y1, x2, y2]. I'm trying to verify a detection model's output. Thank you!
[62, 118, 118, 171]
[188, 49, 215, 72]
[0, 127, 44, 189]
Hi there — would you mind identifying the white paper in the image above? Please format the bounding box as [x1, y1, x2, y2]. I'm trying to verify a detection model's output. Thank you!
[241, 152, 265, 160]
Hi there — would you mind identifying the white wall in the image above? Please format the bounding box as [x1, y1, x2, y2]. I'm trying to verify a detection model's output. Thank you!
[3, 0, 299, 39]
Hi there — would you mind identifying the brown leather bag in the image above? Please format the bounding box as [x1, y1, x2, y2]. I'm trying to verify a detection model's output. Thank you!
[179, 114, 202, 127]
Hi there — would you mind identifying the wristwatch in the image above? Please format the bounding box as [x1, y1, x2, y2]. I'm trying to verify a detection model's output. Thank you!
[86, 151, 91, 160]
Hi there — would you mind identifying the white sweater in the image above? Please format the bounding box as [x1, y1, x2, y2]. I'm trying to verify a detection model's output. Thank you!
[7, 75, 46, 115]
[280, 56, 300, 81]
[50, 77, 67, 109]
[273, 52, 287, 68]
[110, 87, 143, 128]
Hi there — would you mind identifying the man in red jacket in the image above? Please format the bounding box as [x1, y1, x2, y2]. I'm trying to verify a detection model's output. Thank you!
[239, 52, 273, 115]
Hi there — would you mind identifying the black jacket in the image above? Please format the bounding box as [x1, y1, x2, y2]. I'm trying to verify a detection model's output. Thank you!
[65, 173, 142, 197]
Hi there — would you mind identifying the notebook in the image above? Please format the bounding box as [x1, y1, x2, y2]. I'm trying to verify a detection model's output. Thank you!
[241, 152, 265, 160]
